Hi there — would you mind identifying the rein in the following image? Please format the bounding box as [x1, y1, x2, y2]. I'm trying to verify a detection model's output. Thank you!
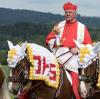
[30, 82, 42, 90]
[55, 66, 64, 98]
[79, 73, 97, 82]
[8, 68, 27, 83]
[56, 51, 70, 58]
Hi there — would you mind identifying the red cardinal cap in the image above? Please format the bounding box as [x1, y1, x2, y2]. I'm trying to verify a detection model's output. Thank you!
[63, 2, 77, 11]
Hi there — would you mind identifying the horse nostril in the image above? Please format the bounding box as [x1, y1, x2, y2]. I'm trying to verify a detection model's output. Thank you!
[81, 90, 87, 97]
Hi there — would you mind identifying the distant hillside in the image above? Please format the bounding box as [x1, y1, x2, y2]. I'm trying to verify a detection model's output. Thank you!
[0, 8, 63, 25]
[0, 8, 100, 27]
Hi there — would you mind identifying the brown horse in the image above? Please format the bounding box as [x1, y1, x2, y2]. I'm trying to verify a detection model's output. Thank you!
[7, 41, 73, 99]
[87, 51, 100, 99]
[0, 67, 11, 99]
[78, 57, 100, 99]
[0, 67, 4, 88]
[9, 57, 73, 99]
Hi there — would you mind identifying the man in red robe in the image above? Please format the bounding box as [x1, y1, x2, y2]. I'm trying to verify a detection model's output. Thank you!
[46, 2, 92, 99]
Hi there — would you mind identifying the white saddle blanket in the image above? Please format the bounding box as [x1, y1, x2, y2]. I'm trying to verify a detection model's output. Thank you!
[55, 47, 79, 73]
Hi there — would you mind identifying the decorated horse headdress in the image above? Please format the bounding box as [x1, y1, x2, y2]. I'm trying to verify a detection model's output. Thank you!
[7, 40, 60, 89]
[7, 40, 27, 68]
[74, 39, 100, 68]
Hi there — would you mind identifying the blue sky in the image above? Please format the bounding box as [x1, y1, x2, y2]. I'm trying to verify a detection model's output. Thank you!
[0, 0, 100, 17]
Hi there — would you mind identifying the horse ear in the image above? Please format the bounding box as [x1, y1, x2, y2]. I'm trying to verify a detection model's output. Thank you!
[93, 42, 100, 53]
[7, 40, 14, 49]
[73, 39, 83, 49]
[21, 41, 27, 51]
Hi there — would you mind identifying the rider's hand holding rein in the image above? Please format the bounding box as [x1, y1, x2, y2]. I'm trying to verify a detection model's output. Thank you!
[70, 47, 79, 54]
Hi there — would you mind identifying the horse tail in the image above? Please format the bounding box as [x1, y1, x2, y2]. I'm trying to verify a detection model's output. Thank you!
[0, 79, 11, 99]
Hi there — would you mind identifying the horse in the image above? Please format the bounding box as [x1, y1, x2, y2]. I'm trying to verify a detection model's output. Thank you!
[7, 41, 73, 99]
[0, 67, 4, 88]
[78, 57, 100, 99]
[76, 41, 100, 99]
[0, 66, 11, 99]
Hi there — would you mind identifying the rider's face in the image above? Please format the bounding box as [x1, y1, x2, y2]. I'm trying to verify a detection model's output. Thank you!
[64, 10, 77, 22]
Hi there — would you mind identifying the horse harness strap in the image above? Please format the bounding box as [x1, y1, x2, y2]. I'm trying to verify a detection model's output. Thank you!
[79, 75, 97, 82]
[30, 82, 42, 90]
[55, 66, 64, 98]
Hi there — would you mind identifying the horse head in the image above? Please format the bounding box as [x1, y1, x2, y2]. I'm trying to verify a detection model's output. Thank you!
[74, 39, 100, 98]
[78, 58, 99, 98]
[7, 40, 28, 95]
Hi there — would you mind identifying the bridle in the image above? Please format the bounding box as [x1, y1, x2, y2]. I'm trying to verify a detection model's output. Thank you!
[79, 58, 99, 83]
[8, 56, 44, 99]
[8, 68, 27, 83]
[8, 69, 26, 84]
